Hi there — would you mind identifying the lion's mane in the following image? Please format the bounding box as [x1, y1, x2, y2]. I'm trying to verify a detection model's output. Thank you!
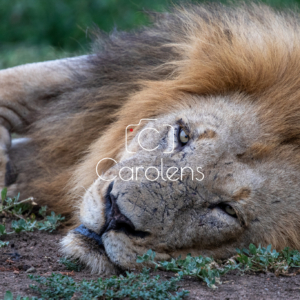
[18, 3, 300, 226]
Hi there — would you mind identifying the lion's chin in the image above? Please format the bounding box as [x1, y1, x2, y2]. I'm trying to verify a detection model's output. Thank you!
[60, 227, 120, 275]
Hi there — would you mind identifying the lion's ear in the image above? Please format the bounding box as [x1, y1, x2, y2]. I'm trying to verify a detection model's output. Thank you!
[0, 55, 90, 133]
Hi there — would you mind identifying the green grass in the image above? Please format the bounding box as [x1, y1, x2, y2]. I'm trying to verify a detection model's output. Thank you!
[137, 249, 238, 289]
[0, 0, 175, 69]
[0, 0, 178, 69]
[0, 187, 65, 248]
[236, 244, 300, 274]
[0, 0, 175, 51]
[29, 269, 188, 300]
[4, 245, 300, 299]
[3, 291, 36, 300]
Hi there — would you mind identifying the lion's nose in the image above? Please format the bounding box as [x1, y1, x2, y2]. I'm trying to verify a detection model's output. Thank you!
[104, 182, 135, 233]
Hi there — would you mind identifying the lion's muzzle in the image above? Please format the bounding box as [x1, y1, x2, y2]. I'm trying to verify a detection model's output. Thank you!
[74, 181, 149, 247]
[102, 182, 149, 238]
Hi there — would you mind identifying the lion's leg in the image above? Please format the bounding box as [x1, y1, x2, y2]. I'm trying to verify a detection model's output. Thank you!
[0, 56, 90, 192]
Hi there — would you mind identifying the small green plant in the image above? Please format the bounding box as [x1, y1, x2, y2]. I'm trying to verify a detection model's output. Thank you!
[59, 257, 83, 272]
[137, 246, 300, 289]
[0, 187, 34, 218]
[137, 249, 238, 289]
[5, 245, 300, 299]
[4, 290, 39, 300]
[236, 243, 300, 275]
[0, 240, 9, 248]
[36, 211, 65, 232]
[0, 187, 65, 247]
[29, 269, 189, 300]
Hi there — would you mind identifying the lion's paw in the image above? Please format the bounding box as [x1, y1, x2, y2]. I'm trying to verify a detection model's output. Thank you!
[60, 230, 119, 275]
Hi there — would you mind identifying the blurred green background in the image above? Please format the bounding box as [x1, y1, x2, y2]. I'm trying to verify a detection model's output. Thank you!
[0, 0, 299, 69]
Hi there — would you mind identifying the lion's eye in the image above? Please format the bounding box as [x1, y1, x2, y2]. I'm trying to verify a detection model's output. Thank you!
[224, 205, 237, 217]
[179, 128, 189, 145]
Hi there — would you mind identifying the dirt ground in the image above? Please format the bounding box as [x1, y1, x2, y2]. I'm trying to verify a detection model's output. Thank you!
[1, 229, 300, 299]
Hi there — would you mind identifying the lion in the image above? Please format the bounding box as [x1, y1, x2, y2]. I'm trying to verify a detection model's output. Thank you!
[1, 3, 300, 274]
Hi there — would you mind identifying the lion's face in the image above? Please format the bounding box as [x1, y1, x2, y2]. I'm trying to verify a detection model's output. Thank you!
[61, 94, 300, 273]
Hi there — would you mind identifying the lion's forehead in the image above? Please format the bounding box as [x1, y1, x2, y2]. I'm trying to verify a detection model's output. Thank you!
[120, 95, 262, 164]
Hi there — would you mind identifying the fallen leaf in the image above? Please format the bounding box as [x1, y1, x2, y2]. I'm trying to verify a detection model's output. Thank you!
[59, 271, 75, 276]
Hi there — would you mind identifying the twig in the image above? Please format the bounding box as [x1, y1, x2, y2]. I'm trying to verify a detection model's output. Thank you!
[4, 197, 35, 211]
[1, 197, 36, 220]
